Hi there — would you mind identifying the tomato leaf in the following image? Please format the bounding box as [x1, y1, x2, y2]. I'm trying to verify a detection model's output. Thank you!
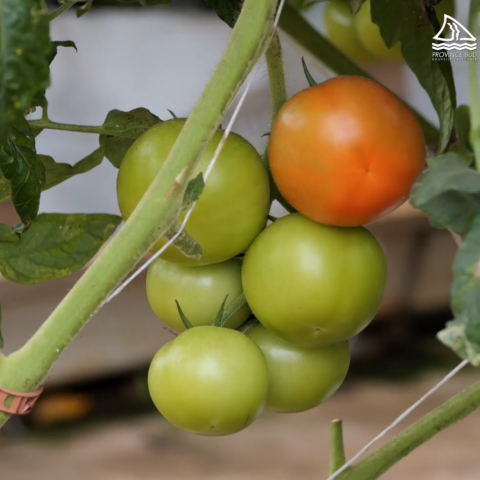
[183, 173, 205, 210]
[31, 40, 77, 112]
[76, 0, 94, 17]
[213, 295, 229, 327]
[451, 105, 474, 165]
[202, 0, 243, 27]
[370, 0, 455, 152]
[164, 222, 203, 261]
[0, 148, 104, 205]
[219, 293, 247, 328]
[438, 317, 480, 367]
[0, 0, 51, 143]
[99, 108, 161, 168]
[0, 119, 45, 225]
[410, 153, 480, 234]
[0, 304, 3, 349]
[438, 217, 480, 365]
[0, 213, 121, 284]
[301, 58, 318, 87]
[175, 300, 193, 329]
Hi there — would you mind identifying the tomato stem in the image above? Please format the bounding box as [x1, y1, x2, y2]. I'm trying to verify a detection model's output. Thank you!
[330, 419, 347, 476]
[28, 119, 136, 138]
[336, 376, 480, 480]
[278, 3, 440, 146]
[47, 1, 80, 21]
[0, 0, 280, 429]
[468, 0, 480, 170]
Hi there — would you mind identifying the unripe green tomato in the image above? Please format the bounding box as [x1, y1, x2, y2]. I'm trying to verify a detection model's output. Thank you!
[148, 326, 269, 436]
[242, 214, 387, 348]
[324, 0, 378, 64]
[247, 324, 350, 413]
[117, 119, 270, 266]
[355, 0, 402, 62]
[146, 258, 251, 331]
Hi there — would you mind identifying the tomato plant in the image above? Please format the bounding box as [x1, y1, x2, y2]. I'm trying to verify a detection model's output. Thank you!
[268, 76, 426, 227]
[148, 326, 268, 435]
[247, 323, 350, 413]
[242, 213, 387, 347]
[117, 118, 270, 266]
[146, 257, 250, 331]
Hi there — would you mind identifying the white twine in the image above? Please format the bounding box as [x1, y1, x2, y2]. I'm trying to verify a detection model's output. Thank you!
[103, 0, 286, 306]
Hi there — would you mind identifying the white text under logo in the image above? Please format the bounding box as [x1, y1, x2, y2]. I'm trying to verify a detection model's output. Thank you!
[432, 14, 477, 61]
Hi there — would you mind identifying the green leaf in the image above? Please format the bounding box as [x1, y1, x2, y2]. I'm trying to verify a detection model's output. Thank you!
[0, 0, 51, 142]
[438, 318, 480, 367]
[99, 108, 161, 168]
[450, 105, 474, 164]
[183, 173, 205, 210]
[0, 119, 45, 225]
[0, 304, 3, 349]
[219, 292, 247, 328]
[0, 213, 121, 284]
[203, 0, 243, 27]
[213, 295, 229, 327]
[301, 57, 318, 87]
[370, 0, 455, 152]
[410, 153, 480, 234]
[0, 148, 104, 205]
[76, 0, 94, 17]
[175, 300, 193, 329]
[31, 41, 77, 111]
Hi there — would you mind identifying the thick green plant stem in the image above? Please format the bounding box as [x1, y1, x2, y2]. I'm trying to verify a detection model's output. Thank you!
[278, 3, 439, 146]
[0, 0, 279, 428]
[330, 420, 347, 476]
[336, 377, 480, 480]
[469, 0, 480, 170]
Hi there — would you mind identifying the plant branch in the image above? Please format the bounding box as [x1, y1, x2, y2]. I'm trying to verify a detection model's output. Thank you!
[0, 0, 280, 428]
[336, 376, 480, 480]
[469, 0, 480, 170]
[48, 1, 80, 21]
[330, 420, 347, 476]
[278, 3, 439, 146]
[28, 119, 134, 138]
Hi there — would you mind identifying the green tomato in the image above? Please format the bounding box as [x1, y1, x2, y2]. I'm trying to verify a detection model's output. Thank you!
[355, 0, 402, 62]
[117, 119, 270, 266]
[148, 326, 269, 436]
[247, 324, 350, 413]
[146, 257, 251, 331]
[324, 0, 378, 64]
[242, 214, 386, 348]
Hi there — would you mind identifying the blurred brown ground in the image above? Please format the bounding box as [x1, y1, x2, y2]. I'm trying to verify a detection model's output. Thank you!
[1, 370, 479, 480]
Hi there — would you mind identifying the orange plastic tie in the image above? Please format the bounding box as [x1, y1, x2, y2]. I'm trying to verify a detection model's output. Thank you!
[0, 386, 44, 415]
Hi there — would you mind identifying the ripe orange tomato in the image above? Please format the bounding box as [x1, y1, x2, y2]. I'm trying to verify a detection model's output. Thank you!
[268, 76, 426, 227]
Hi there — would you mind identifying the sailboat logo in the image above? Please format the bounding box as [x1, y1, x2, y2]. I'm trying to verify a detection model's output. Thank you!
[433, 15, 477, 51]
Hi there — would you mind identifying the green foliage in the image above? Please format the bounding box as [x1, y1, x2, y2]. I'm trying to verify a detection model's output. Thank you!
[0, 213, 121, 284]
[452, 105, 474, 165]
[221, 293, 247, 328]
[76, 0, 94, 17]
[203, 0, 244, 27]
[99, 108, 161, 168]
[0, 0, 51, 143]
[411, 153, 480, 235]
[370, 0, 455, 152]
[183, 173, 205, 210]
[164, 223, 203, 260]
[301, 58, 318, 87]
[0, 119, 45, 225]
[175, 300, 193, 329]
[213, 295, 229, 327]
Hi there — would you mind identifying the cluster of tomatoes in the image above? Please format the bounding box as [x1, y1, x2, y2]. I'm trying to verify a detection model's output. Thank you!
[116, 75, 426, 436]
[324, 0, 454, 64]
